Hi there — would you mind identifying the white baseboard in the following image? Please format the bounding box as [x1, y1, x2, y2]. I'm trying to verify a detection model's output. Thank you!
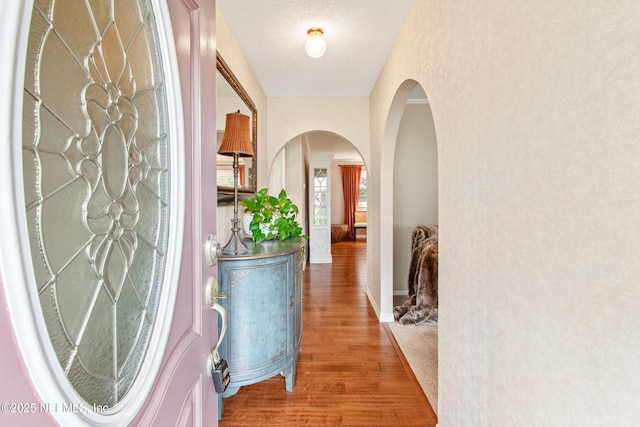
[379, 312, 395, 323]
[365, 288, 380, 317]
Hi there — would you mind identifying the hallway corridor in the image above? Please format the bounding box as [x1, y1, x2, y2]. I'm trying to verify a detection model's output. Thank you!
[219, 240, 437, 426]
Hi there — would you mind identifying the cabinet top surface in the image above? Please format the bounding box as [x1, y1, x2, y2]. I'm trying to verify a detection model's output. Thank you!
[219, 237, 306, 260]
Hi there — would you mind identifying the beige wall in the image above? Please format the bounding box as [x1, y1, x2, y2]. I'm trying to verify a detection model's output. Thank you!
[370, 0, 640, 425]
[284, 139, 307, 237]
[267, 97, 370, 170]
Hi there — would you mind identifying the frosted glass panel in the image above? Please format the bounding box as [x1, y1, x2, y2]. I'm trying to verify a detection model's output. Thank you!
[313, 168, 328, 225]
[22, 0, 170, 407]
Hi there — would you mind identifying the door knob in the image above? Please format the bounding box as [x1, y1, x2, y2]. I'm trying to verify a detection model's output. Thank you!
[205, 234, 220, 265]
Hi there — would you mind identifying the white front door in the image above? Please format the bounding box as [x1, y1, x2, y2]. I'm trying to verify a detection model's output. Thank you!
[0, 1, 219, 425]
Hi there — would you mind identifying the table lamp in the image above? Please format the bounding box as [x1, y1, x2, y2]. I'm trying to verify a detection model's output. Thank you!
[218, 111, 254, 255]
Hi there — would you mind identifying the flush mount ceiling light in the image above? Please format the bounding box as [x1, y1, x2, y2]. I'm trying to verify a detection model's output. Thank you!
[305, 27, 326, 58]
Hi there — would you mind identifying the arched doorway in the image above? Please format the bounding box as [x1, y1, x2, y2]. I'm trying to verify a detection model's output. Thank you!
[381, 80, 439, 412]
[379, 80, 438, 319]
[269, 131, 368, 261]
[392, 85, 438, 304]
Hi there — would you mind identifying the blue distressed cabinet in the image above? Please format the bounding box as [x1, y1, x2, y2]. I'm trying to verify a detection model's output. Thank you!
[217, 237, 305, 415]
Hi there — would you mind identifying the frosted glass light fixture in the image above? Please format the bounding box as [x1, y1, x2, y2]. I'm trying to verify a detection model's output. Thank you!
[305, 27, 326, 58]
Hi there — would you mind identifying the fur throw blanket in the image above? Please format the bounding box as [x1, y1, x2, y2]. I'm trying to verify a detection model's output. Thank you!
[393, 225, 438, 324]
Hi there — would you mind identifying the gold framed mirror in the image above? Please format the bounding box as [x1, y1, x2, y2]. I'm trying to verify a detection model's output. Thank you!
[216, 52, 257, 201]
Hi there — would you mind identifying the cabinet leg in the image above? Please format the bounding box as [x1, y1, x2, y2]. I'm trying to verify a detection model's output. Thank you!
[284, 365, 297, 392]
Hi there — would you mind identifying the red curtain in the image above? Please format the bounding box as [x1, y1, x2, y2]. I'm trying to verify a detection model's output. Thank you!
[341, 165, 362, 239]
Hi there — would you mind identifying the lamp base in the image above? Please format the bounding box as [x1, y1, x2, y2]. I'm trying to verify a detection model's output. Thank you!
[219, 152, 250, 256]
[221, 221, 250, 256]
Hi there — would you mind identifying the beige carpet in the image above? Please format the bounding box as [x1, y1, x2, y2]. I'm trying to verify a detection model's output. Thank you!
[388, 314, 438, 414]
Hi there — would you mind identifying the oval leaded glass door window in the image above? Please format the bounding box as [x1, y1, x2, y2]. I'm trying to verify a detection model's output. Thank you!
[21, 0, 180, 410]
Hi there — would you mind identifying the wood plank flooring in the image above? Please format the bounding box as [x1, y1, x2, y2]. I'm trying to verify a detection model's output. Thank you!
[218, 240, 437, 427]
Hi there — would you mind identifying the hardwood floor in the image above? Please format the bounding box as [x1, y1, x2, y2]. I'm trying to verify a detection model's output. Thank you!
[218, 240, 437, 426]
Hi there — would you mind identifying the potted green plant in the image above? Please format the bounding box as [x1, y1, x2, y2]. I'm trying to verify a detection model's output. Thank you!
[241, 188, 306, 243]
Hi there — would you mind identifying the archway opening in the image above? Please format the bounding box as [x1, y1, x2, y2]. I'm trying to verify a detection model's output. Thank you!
[392, 85, 438, 307]
[269, 131, 368, 260]
[381, 80, 439, 412]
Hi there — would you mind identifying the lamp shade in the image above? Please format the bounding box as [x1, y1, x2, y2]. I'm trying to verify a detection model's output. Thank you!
[305, 27, 326, 58]
[218, 112, 253, 157]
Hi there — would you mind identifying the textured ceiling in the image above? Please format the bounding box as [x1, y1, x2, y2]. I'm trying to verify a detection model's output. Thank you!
[217, 0, 416, 98]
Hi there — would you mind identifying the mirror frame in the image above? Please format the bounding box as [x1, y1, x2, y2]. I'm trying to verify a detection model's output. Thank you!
[217, 52, 257, 201]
